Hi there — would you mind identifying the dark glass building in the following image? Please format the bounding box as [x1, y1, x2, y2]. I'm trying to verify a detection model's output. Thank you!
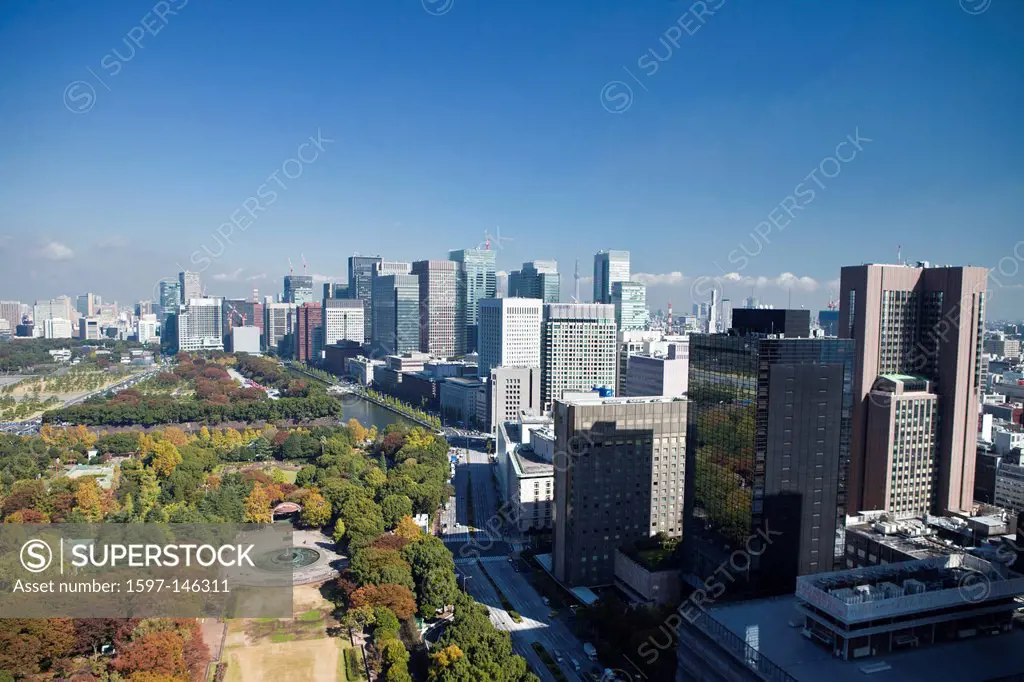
[685, 334, 853, 596]
[349, 256, 383, 342]
[730, 308, 810, 338]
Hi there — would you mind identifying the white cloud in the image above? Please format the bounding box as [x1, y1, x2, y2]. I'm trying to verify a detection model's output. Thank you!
[633, 271, 686, 286]
[246, 273, 267, 282]
[36, 240, 74, 261]
[212, 269, 245, 282]
[721, 272, 820, 291]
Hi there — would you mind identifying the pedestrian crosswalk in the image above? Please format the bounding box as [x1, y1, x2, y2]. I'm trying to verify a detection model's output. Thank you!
[454, 555, 508, 565]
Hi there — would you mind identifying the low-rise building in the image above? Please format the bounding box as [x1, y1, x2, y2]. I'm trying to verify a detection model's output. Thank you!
[488, 366, 541, 434]
[622, 340, 688, 397]
[347, 356, 383, 386]
[495, 414, 555, 533]
[440, 377, 487, 429]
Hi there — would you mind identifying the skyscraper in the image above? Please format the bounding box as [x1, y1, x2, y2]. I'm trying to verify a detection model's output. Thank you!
[412, 260, 462, 358]
[593, 250, 630, 304]
[553, 395, 688, 587]
[323, 298, 365, 346]
[839, 263, 987, 515]
[294, 302, 323, 364]
[158, 280, 181, 321]
[33, 296, 74, 323]
[263, 302, 297, 351]
[478, 297, 543, 379]
[349, 255, 383, 342]
[76, 293, 98, 318]
[541, 303, 617, 408]
[686, 334, 854, 595]
[177, 298, 224, 352]
[283, 275, 314, 305]
[611, 280, 648, 331]
[449, 248, 497, 353]
[371, 273, 420, 355]
[0, 301, 22, 331]
[510, 260, 560, 302]
[178, 271, 201, 303]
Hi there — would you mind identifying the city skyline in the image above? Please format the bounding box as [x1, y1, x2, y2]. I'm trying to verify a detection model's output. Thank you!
[1, 2, 1022, 317]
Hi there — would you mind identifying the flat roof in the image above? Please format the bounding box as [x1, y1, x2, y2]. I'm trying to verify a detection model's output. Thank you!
[706, 595, 1024, 682]
[561, 395, 686, 406]
[510, 445, 553, 478]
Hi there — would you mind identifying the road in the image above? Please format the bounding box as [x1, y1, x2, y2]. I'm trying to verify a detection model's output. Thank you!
[441, 443, 511, 559]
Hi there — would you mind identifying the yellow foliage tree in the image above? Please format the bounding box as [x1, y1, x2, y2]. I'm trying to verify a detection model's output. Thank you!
[348, 418, 369, 444]
[160, 426, 190, 447]
[243, 483, 272, 524]
[395, 515, 422, 541]
[149, 441, 182, 478]
[73, 478, 106, 522]
[429, 644, 464, 674]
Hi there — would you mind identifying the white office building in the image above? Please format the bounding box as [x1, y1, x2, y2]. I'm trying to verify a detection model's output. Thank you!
[611, 280, 648, 331]
[541, 303, 617, 409]
[489, 366, 542, 434]
[324, 299, 365, 346]
[136, 314, 158, 345]
[593, 250, 630, 304]
[44, 317, 74, 339]
[33, 296, 74, 324]
[478, 297, 543, 379]
[622, 340, 689, 398]
[178, 298, 224, 352]
[495, 413, 556, 532]
[264, 302, 297, 350]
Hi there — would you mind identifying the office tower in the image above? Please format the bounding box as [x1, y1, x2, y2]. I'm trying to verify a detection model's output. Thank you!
[44, 318, 74, 339]
[376, 260, 412, 277]
[616, 330, 665, 396]
[263, 302, 297, 350]
[719, 297, 732, 334]
[76, 293, 98, 318]
[593, 250, 630, 304]
[177, 298, 224, 352]
[541, 303, 617, 409]
[685, 334, 853, 594]
[371, 273, 420, 355]
[553, 395, 688, 587]
[489, 366, 542, 433]
[611, 280, 648, 331]
[622, 340, 689, 397]
[136, 314, 158, 345]
[178, 271, 201, 303]
[449, 248, 497, 354]
[33, 296, 74, 323]
[478, 297, 543, 379]
[283, 275, 314, 305]
[294, 302, 323, 363]
[731, 308, 811, 337]
[323, 298, 365, 346]
[0, 301, 21, 331]
[840, 263, 987, 515]
[744, 295, 761, 309]
[135, 300, 153, 317]
[508, 271, 522, 299]
[865, 375, 939, 517]
[819, 309, 840, 336]
[323, 282, 338, 301]
[78, 318, 101, 340]
[709, 288, 719, 333]
[158, 280, 181, 321]
[349, 255, 383, 341]
[509, 261, 560, 303]
[412, 260, 463, 358]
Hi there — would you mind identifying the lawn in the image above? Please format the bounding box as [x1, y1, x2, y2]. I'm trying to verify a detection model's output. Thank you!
[225, 638, 346, 682]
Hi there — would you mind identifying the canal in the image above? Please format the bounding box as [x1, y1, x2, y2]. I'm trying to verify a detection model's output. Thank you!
[341, 394, 419, 432]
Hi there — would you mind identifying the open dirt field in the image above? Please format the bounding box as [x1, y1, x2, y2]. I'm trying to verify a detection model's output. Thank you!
[225, 638, 341, 682]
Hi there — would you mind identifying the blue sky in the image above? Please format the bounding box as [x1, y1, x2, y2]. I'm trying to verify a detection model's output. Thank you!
[1, 0, 1022, 318]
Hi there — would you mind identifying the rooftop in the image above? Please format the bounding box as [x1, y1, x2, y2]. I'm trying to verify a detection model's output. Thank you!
[510, 444, 554, 478]
[560, 395, 687, 407]
[703, 594, 1024, 682]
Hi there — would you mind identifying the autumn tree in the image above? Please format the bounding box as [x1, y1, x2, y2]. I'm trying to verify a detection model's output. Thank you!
[394, 515, 423, 541]
[148, 441, 182, 478]
[0, 618, 76, 677]
[299, 490, 332, 528]
[243, 482, 272, 523]
[348, 418, 369, 443]
[350, 583, 417, 620]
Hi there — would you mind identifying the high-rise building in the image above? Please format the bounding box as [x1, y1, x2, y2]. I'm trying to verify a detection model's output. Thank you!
[44, 317, 74, 339]
[135, 300, 154, 317]
[478, 297, 543, 379]
[76, 293, 98, 318]
[178, 271, 201, 303]
[489, 366, 542, 433]
[622, 341, 689, 398]
[509, 260, 560, 302]
[222, 299, 265, 342]
[78, 317, 102, 340]
[158, 280, 181, 321]
[685, 334, 854, 595]
[593, 250, 630, 304]
[839, 263, 987, 515]
[449, 248, 497, 354]
[263, 302, 297, 351]
[818, 309, 840, 336]
[553, 395, 688, 587]
[177, 298, 224, 352]
[349, 256, 383, 341]
[541, 303, 617, 409]
[0, 301, 22, 330]
[616, 330, 665, 396]
[376, 260, 412, 277]
[294, 302, 323, 364]
[412, 260, 463, 358]
[611, 280, 648, 331]
[136, 314, 158, 345]
[371, 273, 420, 356]
[33, 296, 74, 324]
[283, 275, 314, 305]
[323, 298, 365, 346]
[731, 308, 811, 337]
[719, 297, 732, 334]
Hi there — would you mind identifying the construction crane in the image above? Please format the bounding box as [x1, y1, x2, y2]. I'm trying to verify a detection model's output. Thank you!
[301, 253, 309, 276]
[287, 258, 295, 275]
[223, 300, 247, 330]
[827, 286, 837, 311]
[573, 259, 581, 303]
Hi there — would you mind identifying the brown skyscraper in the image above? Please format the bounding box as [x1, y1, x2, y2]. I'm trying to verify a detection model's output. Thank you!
[840, 263, 987, 515]
[294, 302, 323, 364]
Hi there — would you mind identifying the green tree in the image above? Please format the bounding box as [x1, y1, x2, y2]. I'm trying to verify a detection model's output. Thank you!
[339, 497, 385, 549]
[349, 548, 414, 591]
[381, 494, 414, 529]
